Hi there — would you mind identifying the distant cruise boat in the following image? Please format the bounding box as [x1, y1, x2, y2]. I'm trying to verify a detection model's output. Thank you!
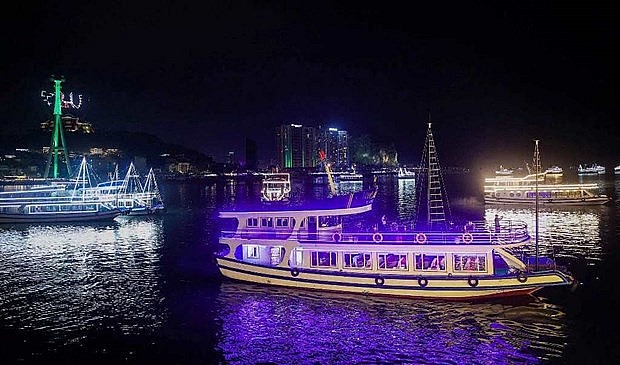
[397, 167, 415, 179]
[495, 165, 513, 176]
[544, 166, 563, 177]
[614, 165, 620, 175]
[578, 164, 605, 175]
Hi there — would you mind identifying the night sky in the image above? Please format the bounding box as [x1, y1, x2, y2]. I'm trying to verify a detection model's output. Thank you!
[2, 1, 619, 170]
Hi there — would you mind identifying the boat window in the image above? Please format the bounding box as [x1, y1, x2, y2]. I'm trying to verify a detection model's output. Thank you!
[378, 253, 408, 270]
[261, 217, 273, 228]
[247, 218, 259, 227]
[344, 253, 372, 268]
[270, 246, 285, 265]
[414, 253, 446, 271]
[311, 251, 337, 268]
[246, 245, 260, 259]
[290, 248, 303, 267]
[454, 254, 487, 272]
[319, 216, 340, 227]
[275, 217, 290, 227]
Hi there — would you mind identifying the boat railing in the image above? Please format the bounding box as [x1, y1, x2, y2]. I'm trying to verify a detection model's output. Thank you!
[220, 219, 530, 245]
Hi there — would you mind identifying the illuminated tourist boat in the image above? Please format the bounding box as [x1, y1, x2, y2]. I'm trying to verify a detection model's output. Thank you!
[578, 163, 605, 175]
[495, 165, 514, 176]
[0, 158, 121, 223]
[84, 163, 165, 215]
[614, 165, 620, 174]
[260, 172, 292, 203]
[215, 124, 574, 300]
[484, 174, 610, 205]
[338, 169, 364, 183]
[544, 165, 563, 177]
[397, 167, 416, 179]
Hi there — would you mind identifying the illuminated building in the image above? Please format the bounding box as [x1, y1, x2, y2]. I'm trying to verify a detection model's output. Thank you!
[276, 124, 317, 169]
[40, 115, 94, 134]
[318, 127, 349, 169]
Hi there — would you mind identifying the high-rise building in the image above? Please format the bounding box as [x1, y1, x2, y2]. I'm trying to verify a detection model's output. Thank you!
[276, 124, 317, 169]
[317, 127, 349, 169]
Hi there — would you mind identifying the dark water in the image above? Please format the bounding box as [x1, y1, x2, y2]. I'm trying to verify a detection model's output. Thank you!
[1, 174, 619, 364]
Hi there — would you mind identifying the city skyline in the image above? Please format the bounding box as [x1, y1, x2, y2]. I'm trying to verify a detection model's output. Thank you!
[2, 2, 620, 169]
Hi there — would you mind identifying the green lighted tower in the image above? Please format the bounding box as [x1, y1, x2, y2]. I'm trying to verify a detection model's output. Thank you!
[44, 77, 72, 179]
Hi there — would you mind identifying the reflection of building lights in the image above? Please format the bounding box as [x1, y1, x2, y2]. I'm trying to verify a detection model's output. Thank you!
[484, 207, 602, 259]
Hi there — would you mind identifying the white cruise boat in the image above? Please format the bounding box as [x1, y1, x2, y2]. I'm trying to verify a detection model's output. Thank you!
[614, 165, 620, 174]
[338, 170, 364, 183]
[215, 123, 575, 300]
[0, 157, 121, 224]
[485, 146, 610, 206]
[260, 172, 291, 203]
[495, 165, 514, 176]
[397, 167, 415, 179]
[544, 165, 563, 177]
[578, 164, 605, 175]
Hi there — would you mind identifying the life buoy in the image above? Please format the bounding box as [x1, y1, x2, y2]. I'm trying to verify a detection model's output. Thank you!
[415, 233, 427, 244]
[375, 276, 385, 286]
[418, 277, 428, 287]
[373, 233, 383, 243]
[467, 276, 479, 287]
[332, 232, 342, 242]
[517, 271, 528, 283]
[291, 268, 300, 277]
[462, 233, 473, 244]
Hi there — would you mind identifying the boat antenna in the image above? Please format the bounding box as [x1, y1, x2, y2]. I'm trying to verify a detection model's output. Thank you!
[534, 139, 540, 271]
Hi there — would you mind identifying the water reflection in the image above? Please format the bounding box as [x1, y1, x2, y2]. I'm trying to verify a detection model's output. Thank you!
[216, 282, 567, 364]
[397, 178, 417, 225]
[484, 207, 604, 262]
[0, 217, 165, 350]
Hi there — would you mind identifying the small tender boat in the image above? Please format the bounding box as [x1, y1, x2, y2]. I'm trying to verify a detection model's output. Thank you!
[495, 165, 514, 176]
[338, 170, 364, 183]
[215, 124, 575, 300]
[397, 167, 416, 179]
[544, 165, 563, 177]
[578, 164, 605, 175]
[260, 172, 291, 203]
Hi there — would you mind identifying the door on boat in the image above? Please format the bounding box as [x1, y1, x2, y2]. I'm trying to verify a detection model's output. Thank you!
[308, 216, 317, 240]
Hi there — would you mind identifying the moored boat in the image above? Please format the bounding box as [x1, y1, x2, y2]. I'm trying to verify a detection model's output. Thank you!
[397, 167, 416, 179]
[495, 165, 514, 176]
[260, 172, 291, 203]
[215, 123, 575, 300]
[544, 165, 563, 177]
[0, 157, 121, 224]
[578, 163, 605, 175]
[484, 174, 610, 205]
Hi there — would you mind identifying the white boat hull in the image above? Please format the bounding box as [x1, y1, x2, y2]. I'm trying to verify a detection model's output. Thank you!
[0, 209, 121, 224]
[216, 257, 571, 300]
[484, 196, 610, 205]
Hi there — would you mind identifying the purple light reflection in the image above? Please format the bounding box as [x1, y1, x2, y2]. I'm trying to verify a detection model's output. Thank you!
[215, 282, 567, 364]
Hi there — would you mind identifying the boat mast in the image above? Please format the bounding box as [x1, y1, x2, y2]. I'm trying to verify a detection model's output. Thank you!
[534, 139, 540, 271]
[424, 121, 449, 229]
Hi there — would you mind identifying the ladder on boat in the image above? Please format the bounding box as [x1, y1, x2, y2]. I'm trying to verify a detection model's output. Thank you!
[416, 121, 451, 230]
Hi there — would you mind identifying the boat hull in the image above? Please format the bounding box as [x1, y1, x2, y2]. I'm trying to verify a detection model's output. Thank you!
[0, 210, 121, 224]
[216, 257, 571, 300]
[484, 196, 610, 205]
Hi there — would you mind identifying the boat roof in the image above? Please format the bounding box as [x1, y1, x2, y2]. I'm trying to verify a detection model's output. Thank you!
[219, 189, 376, 218]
